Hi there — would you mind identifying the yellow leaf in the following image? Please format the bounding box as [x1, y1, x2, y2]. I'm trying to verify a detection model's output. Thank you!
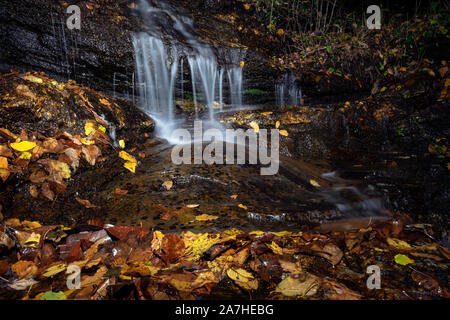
[267, 241, 283, 255]
[277, 28, 284, 36]
[53, 161, 71, 179]
[309, 179, 320, 187]
[98, 125, 106, 133]
[84, 122, 95, 136]
[119, 151, 137, 163]
[261, 111, 273, 116]
[0, 156, 8, 169]
[186, 204, 199, 208]
[21, 75, 43, 84]
[43, 263, 67, 277]
[249, 121, 259, 133]
[163, 180, 173, 190]
[345, 101, 351, 105]
[279, 129, 288, 136]
[275, 274, 319, 297]
[124, 161, 136, 173]
[99, 98, 110, 106]
[240, 61, 245, 69]
[243, 3, 250, 10]
[275, 121, 280, 129]
[80, 138, 95, 145]
[21, 220, 41, 230]
[195, 214, 219, 221]
[10, 141, 36, 152]
[119, 139, 125, 149]
[238, 204, 247, 210]
[380, 87, 387, 92]
[19, 152, 32, 160]
[227, 268, 258, 290]
[387, 237, 412, 250]
[24, 232, 40, 247]
[230, 194, 238, 199]
[394, 254, 414, 266]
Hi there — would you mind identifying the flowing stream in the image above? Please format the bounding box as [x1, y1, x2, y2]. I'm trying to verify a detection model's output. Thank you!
[128, 0, 389, 231]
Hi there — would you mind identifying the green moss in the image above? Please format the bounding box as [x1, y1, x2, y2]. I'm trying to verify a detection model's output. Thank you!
[244, 89, 268, 96]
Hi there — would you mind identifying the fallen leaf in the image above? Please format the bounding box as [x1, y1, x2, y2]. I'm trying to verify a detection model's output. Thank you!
[275, 121, 280, 129]
[75, 197, 98, 209]
[82, 145, 100, 166]
[163, 180, 173, 190]
[10, 141, 36, 152]
[195, 214, 219, 221]
[40, 291, 66, 300]
[160, 233, 185, 264]
[238, 203, 247, 210]
[230, 194, 238, 199]
[19, 152, 31, 160]
[8, 277, 38, 290]
[227, 268, 258, 291]
[29, 185, 38, 198]
[84, 122, 95, 136]
[21, 75, 43, 83]
[124, 161, 136, 173]
[12, 260, 37, 279]
[249, 121, 259, 133]
[394, 254, 414, 266]
[275, 273, 320, 297]
[387, 237, 412, 250]
[309, 179, 320, 187]
[119, 140, 125, 149]
[42, 263, 67, 277]
[119, 151, 137, 163]
[115, 188, 128, 195]
[41, 182, 55, 201]
[279, 130, 289, 136]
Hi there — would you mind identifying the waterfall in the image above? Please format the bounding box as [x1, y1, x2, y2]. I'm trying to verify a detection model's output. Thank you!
[132, 0, 244, 141]
[276, 71, 302, 106]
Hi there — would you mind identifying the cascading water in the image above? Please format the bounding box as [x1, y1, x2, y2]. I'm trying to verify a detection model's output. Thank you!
[276, 70, 302, 107]
[132, 0, 244, 141]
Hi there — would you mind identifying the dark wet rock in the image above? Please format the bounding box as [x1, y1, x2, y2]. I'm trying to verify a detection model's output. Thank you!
[0, 0, 280, 103]
[0, 71, 154, 138]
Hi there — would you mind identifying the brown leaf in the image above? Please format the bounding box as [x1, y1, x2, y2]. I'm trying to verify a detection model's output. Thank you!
[41, 182, 55, 200]
[16, 84, 36, 100]
[29, 169, 47, 183]
[82, 145, 100, 166]
[11, 260, 38, 279]
[0, 259, 8, 275]
[311, 242, 343, 265]
[29, 185, 38, 198]
[105, 226, 149, 241]
[64, 148, 80, 170]
[76, 197, 98, 209]
[115, 188, 128, 195]
[160, 233, 185, 264]
[0, 145, 13, 158]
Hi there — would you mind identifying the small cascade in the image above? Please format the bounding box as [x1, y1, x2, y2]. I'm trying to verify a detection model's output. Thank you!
[276, 71, 302, 106]
[132, 0, 244, 141]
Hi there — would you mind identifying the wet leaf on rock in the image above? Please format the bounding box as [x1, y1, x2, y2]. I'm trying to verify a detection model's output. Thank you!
[75, 197, 98, 209]
[195, 214, 218, 221]
[227, 268, 258, 291]
[394, 254, 414, 266]
[10, 141, 36, 152]
[274, 273, 320, 297]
